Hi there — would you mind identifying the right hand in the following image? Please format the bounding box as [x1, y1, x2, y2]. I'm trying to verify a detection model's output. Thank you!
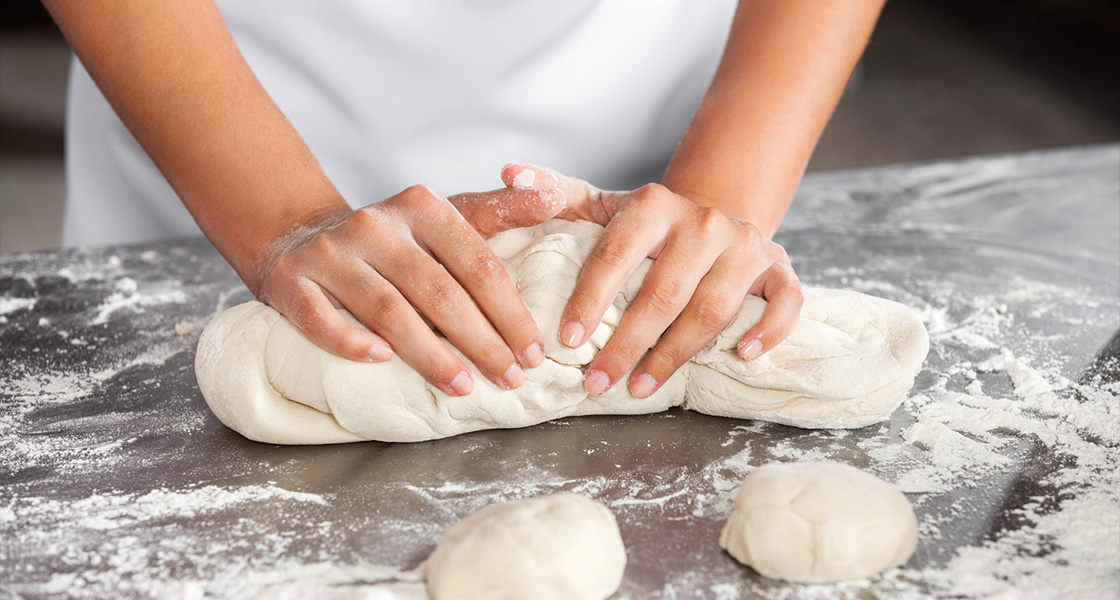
[258, 166, 565, 397]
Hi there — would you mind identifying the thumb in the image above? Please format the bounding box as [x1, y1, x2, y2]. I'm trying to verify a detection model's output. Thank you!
[448, 164, 567, 237]
[448, 187, 564, 238]
[502, 163, 622, 225]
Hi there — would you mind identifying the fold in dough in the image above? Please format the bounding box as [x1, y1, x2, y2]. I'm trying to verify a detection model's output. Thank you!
[195, 220, 929, 445]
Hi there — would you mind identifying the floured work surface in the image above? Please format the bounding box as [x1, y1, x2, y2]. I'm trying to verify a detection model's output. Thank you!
[2, 145, 1118, 599]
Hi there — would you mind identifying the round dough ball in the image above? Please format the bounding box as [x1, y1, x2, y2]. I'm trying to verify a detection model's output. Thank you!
[426, 492, 627, 600]
[719, 462, 918, 582]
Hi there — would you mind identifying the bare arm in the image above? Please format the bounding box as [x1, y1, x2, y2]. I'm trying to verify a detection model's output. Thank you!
[44, 0, 346, 290]
[558, 0, 885, 398]
[43, 0, 556, 395]
[664, 0, 886, 237]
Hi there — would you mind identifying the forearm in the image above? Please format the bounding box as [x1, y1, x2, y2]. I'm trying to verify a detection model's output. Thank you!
[43, 0, 347, 293]
[663, 0, 884, 237]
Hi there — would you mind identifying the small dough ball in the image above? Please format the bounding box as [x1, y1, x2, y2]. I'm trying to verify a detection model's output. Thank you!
[719, 462, 918, 582]
[426, 492, 627, 600]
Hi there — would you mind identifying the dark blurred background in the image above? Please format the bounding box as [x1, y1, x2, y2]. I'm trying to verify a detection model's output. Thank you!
[2, 0, 1117, 254]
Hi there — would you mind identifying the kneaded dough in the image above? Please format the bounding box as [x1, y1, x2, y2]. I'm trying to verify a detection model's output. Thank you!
[425, 493, 626, 600]
[719, 462, 918, 582]
[195, 219, 929, 444]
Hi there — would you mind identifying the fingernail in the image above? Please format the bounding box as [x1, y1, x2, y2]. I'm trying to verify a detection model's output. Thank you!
[561, 322, 585, 348]
[449, 371, 473, 396]
[739, 339, 763, 361]
[584, 369, 611, 396]
[630, 373, 658, 398]
[501, 363, 525, 389]
[368, 343, 392, 362]
[521, 341, 544, 368]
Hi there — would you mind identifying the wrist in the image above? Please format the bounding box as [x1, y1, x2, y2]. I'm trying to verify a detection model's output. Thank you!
[232, 198, 351, 297]
[192, 179, 349, 297]
[661, 177, 785, 240]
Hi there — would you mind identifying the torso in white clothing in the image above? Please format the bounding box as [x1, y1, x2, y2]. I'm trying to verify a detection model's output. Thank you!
[63, 0, 736, 246]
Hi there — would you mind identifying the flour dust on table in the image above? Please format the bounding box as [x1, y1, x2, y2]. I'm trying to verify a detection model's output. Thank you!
[9, 148, 1113, 599]
[195, 220, 930, 444]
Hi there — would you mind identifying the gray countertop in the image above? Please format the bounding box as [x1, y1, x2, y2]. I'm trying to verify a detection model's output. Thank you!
[2, 145, 1118, 599]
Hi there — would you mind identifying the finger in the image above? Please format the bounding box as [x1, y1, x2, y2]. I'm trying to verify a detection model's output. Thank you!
[272, 276, 394, 363]
[383, 241, 532, 389]
[386, 185, 544, 375]
[324, 262, 480, 397]
[737, 262, 803, 360]
[423, 218, 546, 371]
[448, 186, 564, 237]
[500, 163, 561, 190]
[503, 162, 622, 224]
[386, 190, 537, 382]
[559, 185, 673, 352]
[582, 238, 719, 396]
[627, 253, 752, 398]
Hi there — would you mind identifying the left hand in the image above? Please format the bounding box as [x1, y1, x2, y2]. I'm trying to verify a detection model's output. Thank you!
[502, 165, 803, 399]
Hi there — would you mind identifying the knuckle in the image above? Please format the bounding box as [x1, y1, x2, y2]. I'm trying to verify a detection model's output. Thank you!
[697, 205, 729, 235]
[768, 259, 801, 288]
[646, 277, 687, 317]
[421, 277, 463, 318]
[693, 293, 738, 333]
[305, 230, 340, 259]
[604, 328, 651, 368]
[367, 292, 418, 333]
[639, 182, 670, 197]
[770, 243, 792, 265]
[784, 281, 806, 307]
[402, 183, 437, 200]
[283, 287, 325, 332]
[740, 224, 763, 248]
[398, 184, 446, 213]
[346, 206, 382, 233]
[466, 250, 506, 283]
[631, 183, 671, 206]
[643, 346, 684, 379]
[590, 237, 630, 269]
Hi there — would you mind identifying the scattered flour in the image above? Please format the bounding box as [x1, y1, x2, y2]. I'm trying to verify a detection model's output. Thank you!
[174, 321, 195, 337]
[90, 279, 188, 325]
[0, 296, 36, 315]
[2, 223, 1117, 599]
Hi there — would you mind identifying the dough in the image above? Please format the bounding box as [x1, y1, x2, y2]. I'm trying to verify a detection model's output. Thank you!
[195, 220, 929, 444]
[719, 462, 918, 582]
[425, 493, 626, 600]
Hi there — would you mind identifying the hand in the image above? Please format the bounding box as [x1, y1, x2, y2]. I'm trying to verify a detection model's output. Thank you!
[503, 166, 803, 399]
[258, 168, 565, 397]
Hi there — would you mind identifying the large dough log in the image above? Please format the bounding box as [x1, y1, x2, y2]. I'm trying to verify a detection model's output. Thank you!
[195, 220, 928, 444]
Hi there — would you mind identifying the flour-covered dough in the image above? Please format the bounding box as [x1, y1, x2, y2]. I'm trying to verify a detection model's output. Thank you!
[195, 220, 929, 444]
[425, 493, 626, 600]
[719, 462, 919, 582]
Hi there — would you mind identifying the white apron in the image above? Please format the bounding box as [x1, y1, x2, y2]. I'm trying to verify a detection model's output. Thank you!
[63, 0, 736, 247]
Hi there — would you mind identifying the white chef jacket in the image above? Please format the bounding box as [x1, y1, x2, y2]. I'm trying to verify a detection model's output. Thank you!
[63, 0, 736, 247]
